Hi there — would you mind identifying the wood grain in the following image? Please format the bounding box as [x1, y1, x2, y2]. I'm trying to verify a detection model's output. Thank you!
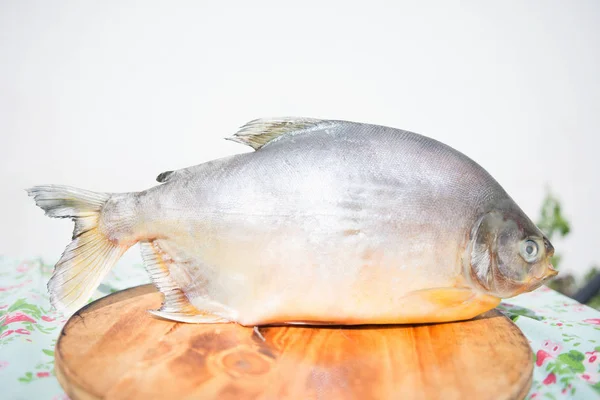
[55, 285, 533, 400]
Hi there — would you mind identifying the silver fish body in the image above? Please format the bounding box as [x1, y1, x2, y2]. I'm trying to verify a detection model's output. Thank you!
[28, 118, 557, 325]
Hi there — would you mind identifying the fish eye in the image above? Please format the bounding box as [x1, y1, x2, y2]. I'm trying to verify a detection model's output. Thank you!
[520, 239, 539, 263]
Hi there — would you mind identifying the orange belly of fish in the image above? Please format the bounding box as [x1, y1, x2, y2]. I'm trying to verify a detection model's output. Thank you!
[240, 288, 501, 326]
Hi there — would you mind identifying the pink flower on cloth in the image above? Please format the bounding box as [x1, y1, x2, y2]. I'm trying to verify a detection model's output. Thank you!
[561, 384, 573, 395]
[536, 340, 562, 366]
[36, 372, 50, 378]
[536, 350, 552, 366]
[580, 373, 600, 384]
[579, 351, 600, 384]
[14, 328, 30, 335]
[2, 312, 36, 325]
[0, 280, 33, 292]
[16, 262, 32, 273]
[583, 318, 600, 325]
[41, 316, 55, 322]
[0, 361, 8, 370]
[543, 372, 557, 385]
[0, 330, 14, 338]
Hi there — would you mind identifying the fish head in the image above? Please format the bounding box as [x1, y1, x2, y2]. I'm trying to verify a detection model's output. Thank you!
[465, 210, 557, 298]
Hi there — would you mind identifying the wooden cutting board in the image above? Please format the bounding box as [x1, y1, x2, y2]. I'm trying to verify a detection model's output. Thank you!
[54, 284, 533, 400]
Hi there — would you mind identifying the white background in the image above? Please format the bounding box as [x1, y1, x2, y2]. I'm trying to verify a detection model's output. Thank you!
[1, 1, 598, 279]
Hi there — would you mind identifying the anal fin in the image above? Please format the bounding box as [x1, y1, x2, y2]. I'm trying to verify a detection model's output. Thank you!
[148, 310, 229, 324]
[139, 241, 229, 324]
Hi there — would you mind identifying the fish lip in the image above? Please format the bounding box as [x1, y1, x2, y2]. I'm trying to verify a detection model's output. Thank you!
[530, 264, 558, 287]
[546, 264, 558, 277]
[532, 260, 558, 279]
[542, 262, 558, 279]
[524, 263, 558, 293]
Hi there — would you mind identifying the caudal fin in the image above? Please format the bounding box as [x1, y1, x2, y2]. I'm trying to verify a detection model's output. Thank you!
[27, 185, 127, 315]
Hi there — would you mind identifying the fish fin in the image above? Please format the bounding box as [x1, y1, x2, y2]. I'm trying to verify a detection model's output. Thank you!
[27, 185, 128, 315]
[148, 310, 229, 324]
[226, 117, 331, 150]
[139, 241, 230, 323]
[156, 170, 174, 183]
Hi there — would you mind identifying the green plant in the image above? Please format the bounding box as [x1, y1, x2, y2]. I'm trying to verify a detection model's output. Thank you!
[537, 191, 600, 310]
[537, 192, 570, 269]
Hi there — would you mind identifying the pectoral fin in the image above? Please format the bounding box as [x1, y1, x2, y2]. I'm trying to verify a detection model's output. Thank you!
[139, 241, 230, 324]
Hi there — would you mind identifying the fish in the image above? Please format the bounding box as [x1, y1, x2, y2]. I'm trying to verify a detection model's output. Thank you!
[27, 117, 558, 325]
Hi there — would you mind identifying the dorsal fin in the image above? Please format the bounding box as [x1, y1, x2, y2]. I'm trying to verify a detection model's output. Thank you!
[226, 117, 329, 150]
[155, 118, 331, 184]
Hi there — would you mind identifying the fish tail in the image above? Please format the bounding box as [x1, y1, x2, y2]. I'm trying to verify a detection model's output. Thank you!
[27, 185, 131, 315]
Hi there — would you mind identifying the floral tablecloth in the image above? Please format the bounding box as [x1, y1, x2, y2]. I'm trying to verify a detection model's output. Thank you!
[1, 257, 599, 400]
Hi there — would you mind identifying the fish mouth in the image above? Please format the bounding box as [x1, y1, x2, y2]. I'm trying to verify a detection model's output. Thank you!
[527, 264, 558, 291]
[539, 263, 558, 281]
[545, 264, 558, 278]
[532, 261, 558, 280]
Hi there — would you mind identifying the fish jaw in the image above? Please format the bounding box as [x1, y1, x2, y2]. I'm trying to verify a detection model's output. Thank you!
[523, 263, 558, 292]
